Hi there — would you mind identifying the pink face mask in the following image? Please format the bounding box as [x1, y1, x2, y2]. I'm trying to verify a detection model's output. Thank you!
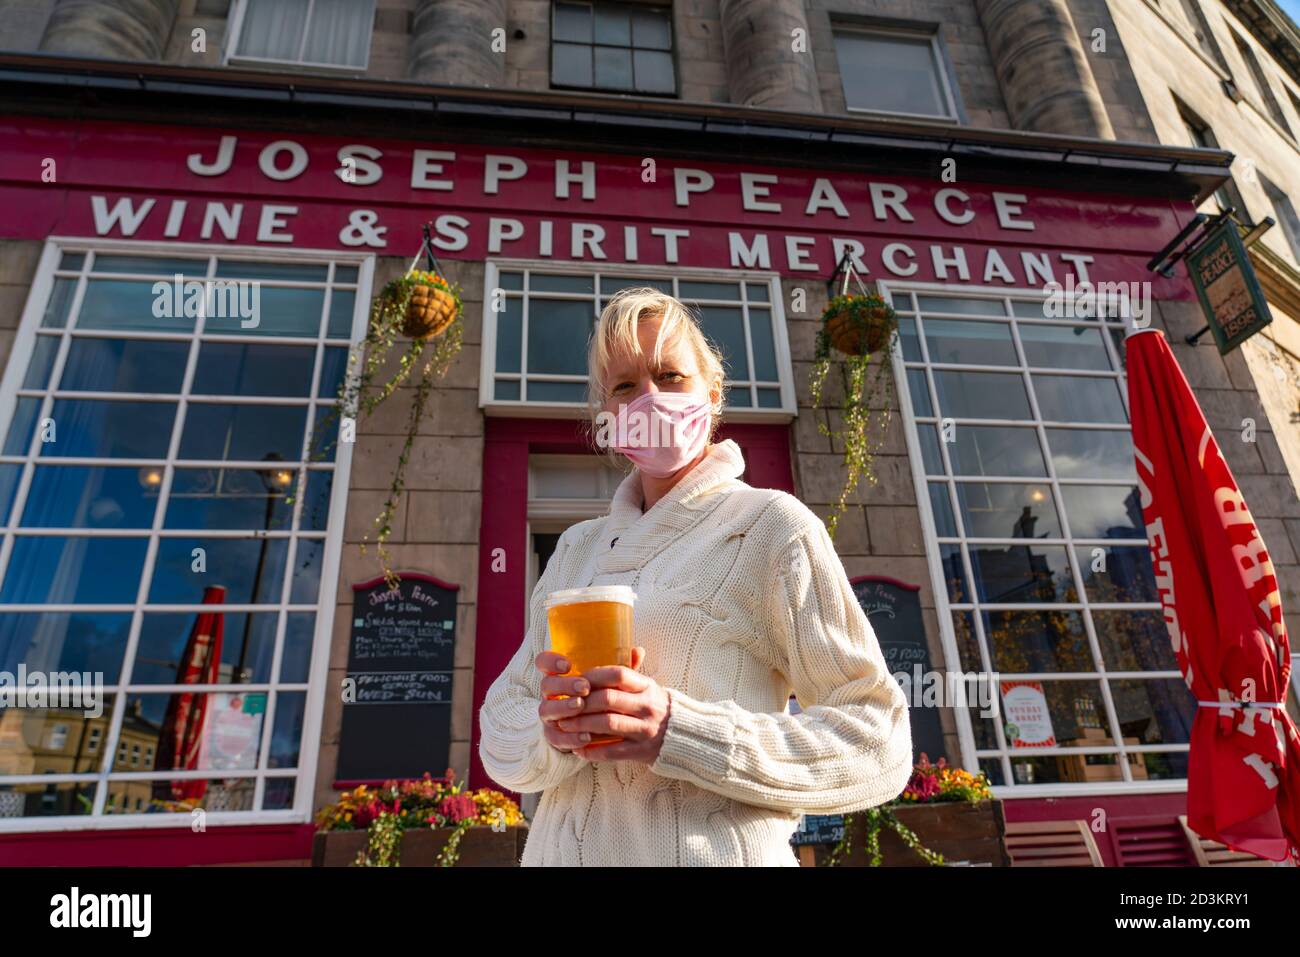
[609, 390, 713, 478]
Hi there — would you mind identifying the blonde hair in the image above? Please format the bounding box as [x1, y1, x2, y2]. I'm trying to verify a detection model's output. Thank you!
[585, 287, 727, 466]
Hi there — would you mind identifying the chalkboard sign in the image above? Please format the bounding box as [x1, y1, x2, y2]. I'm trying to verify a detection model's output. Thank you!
[850, 575, 946, 765]
[336, 573, 458, 785]
[790, 814, 846, 846]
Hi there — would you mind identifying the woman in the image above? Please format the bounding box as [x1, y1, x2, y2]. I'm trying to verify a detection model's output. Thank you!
[478, 287, 913, 866]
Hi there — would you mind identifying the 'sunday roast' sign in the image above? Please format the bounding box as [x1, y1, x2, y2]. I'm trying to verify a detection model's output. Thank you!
[0, 114, 1193, 295]
[337, 573, 458, 784]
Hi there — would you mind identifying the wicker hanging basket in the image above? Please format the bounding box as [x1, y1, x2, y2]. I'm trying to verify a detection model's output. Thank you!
[402, 278, 459, 339]
[824, 297, 895, 356]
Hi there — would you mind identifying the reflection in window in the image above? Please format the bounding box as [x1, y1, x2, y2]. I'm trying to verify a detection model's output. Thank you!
[0, 248, 359, 819]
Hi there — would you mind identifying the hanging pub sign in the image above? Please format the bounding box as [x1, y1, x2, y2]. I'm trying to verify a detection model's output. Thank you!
[335, 572, 458, 785]
[1186, 218, 1273, 355]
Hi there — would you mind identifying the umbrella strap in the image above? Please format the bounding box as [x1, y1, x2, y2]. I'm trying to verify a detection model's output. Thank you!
[1196, 701, 1284, 708]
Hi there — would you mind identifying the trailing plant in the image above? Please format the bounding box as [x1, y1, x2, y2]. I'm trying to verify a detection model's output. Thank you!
[303, 228, 464, 590]
[808, 275, 899, 540]
[315, 769, 524, 868]
[825, 753, 993, 867]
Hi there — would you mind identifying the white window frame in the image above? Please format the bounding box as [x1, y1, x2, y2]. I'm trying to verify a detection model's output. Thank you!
[833, 25, 960, 123]
[0, 237, 374, 833]
[883, 279, 1191, 799]
[480, 259, 797, 422]
[223, 0, 375, 73]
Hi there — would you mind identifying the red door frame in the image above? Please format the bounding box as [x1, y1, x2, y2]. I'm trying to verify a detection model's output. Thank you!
[469, 416, 794, 794]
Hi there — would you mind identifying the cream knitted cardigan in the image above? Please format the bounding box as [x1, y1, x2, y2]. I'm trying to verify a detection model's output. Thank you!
[478, 438, 914, 866]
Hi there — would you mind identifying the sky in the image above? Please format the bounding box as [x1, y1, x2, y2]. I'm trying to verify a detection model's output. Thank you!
[1279, 0, 1300, 30]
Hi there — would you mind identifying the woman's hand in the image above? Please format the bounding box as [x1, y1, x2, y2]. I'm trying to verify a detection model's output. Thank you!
[535, 647, 672, 763]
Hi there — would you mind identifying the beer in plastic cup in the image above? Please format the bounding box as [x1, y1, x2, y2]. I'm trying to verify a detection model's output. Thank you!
[544, 585, 636, 745]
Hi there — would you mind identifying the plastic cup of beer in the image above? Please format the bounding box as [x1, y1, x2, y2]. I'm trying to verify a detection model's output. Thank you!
[544, 585, 636, 745]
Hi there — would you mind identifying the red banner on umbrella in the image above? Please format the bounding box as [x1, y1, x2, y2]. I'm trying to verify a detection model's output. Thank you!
[152, 585, 226, 802]
[1127, 329, 1299, 863]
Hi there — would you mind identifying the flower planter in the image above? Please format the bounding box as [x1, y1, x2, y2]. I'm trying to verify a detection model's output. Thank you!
[311, 824, 529, 867]
[402, 280, 459, 339]
[823, 300, 894, 356]
[820, 800, 1010, 867]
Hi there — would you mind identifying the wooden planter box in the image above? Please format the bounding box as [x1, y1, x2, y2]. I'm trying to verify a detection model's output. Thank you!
[312, 825, 528, 867]
[812, 800, 1010, 867]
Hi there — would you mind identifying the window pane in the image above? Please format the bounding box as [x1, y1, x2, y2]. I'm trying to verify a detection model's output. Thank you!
[1, 537, 148, 603]
[269, 691, 307, 768]
[633, 49, 675, 93]
[58, 252, 86, 271]
[205, 286, 323, 338]
[745, 282, 770, 302]
[214, 261, 328, 282]
[929, 482, 956, 536]
[530, 274, 594, 294]
[149, 537, 288, 604]
[747, 308, 778, 381]
[906, 368, 932, 415]
[125, 694, 264, 774]
[1019, 324, 1112, 370]
[318, 346, 348, 399]
[932, 371, 1031, 420]
[22, 466, 159, 528]
[923, 319, 1016, 365]
[948, 425, 1045, 476]
[4, 397, 40, 455]
[0, 612, 131, 681]
[326, 289, 356, 339]
[1076, 545, 1157, 602]
[678, 281, 740, 300]
[1005, 680, 1115, 748]
[164, 467, 296, 530]
[594, 5, 630, 43]
[78, 280, 195, 333]
[983, 609, 1092, 673]
[916, 423, 943, 474]
[135, 611, 279, 684]
[191, 342, 314, 397]
[953, 610, 981, 673]
[835, 32, 947, 116]
[60, 339, 188, 393]
[303, 0, 370, 67]
[178, 404, 307, 462]
[954, 482, 1060, 538]
[1045, 429, 1136, 480]
[1093, 610, 1178, 671]
[1059, 485, 1144, 538]
[23, 335, 59, 389]
[494, 379, 521, 401]
[495, 297, 522, 373]
[299, 469, 334, 531]
[280, 612, 316, 682]
[632, 8, 672, 49]
[41, 400, 176, 458]
[756, 387, 782, 408]
[967, 543, 1073, 602]
[554, 2, 592, 42]
[552, 42, 593, 86]
[291, 539, 324, 604]
[917, 296, 1004, 316]
[1033, 375, 1127, 423]
[594, 46, 633, 89]
[897, 316, 922, 360]
[335, 265, 358, 282]
[307, 406, 340, 462]
[0, 463, 19, 523]
[939, 543, 969, 603]
[526, 381, 586, 402]
[42, 278, 76, 328]
[697, 306, 749, 379]
[1108, 679, 1195, 745]
[92, 255, 206, 276]
[498, 271, 523, 291]
[237, 0, 309, 59]
[527, 300, 591, 375]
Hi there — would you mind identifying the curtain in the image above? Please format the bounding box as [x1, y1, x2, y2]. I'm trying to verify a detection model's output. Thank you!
[301, 0, 372, 67]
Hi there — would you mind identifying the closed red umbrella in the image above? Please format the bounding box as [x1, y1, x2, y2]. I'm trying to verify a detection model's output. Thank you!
[152, 585, 226, 802]
[1126, 328, 1299, 863]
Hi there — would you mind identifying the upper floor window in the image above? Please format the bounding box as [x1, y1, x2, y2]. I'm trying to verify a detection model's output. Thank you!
[1260, 173, 1300, 264]
[1176, 100, 1251, 224]
[481, 264, 795, 418]
[551, 1, 676, 95]
[833, 26, 958, 120]
[1173, 0, 1226, 67]
[1229, 28, 1294, 138]
[226, 0, 375, 71]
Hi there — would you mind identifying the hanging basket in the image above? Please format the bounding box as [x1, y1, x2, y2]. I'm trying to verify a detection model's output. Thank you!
[402, 273, 460, 339]
[822, 294, 896, 356]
